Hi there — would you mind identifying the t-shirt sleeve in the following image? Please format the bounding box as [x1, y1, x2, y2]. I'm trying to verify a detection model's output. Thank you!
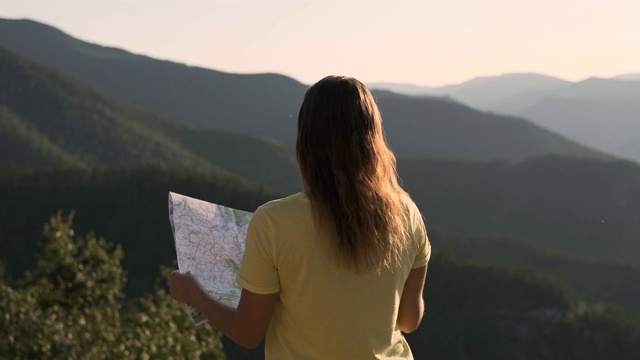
[236, 207, 281, 294]
[411, 207, 431, 269]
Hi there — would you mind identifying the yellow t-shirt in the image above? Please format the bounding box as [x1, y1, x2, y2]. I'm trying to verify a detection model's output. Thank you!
[236, 192, 430, 359]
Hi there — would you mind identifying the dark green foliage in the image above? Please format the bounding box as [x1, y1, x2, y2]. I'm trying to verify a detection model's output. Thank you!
[0, 105, 87, 168]
[174, 127, 301, 194]
[406, 253, 640, 360]
[0, 166, 276, 296]
[3, 155, 640, 311]
[430, 229, 640, 314]
[0, 45, 300, 193]
[0, 213, 225, 359]
[0, 46, 217, 169]
[5, 213, 638, 359]
[399, 156, 640, 265]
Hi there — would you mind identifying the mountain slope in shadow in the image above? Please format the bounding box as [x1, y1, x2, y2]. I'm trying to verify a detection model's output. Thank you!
[0, 18, 609, 162]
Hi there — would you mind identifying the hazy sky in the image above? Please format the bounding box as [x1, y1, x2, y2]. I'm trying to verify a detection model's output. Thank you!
[3, 0, 639, 86]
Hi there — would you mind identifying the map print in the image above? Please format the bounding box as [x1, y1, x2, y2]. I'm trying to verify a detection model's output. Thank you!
[168, 192, 252, 325]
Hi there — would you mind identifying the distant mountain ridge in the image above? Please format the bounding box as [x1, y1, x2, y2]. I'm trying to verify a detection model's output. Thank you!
[613, 73, 640, 81]
[371, 91, 607, 161]
[370, 73, 571, 104]
[0, 18, 608, 162]
[370, 72, 639, 104]
[371, 72, 640, 162]
[519, 97, 640, 161]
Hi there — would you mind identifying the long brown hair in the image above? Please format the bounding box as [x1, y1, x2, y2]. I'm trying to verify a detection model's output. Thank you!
[297, 76, 409, 273]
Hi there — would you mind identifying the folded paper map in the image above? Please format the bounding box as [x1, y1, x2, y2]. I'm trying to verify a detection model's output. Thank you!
[168, 192, 252, 325]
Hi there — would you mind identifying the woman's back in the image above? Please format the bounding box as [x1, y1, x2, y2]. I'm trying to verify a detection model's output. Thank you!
[237, 192, 430, 359]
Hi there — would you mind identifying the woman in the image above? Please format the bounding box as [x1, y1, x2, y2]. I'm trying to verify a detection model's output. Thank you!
[169, 76, 430, 359]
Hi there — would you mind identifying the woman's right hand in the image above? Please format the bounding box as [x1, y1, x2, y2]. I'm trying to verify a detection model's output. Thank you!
[167, 270, 204, 305]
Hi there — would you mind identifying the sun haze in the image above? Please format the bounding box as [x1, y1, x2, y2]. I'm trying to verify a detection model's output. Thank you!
[2, 0, 639, 86]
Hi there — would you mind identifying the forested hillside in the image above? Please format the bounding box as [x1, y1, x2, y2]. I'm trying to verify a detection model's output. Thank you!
[407, 253, 640, 360]
[0, 46, 214, 169]
[5, 212, 639, 359]
[0, 19, 609, 162]
[374, 91, 606, 160]
[2, 162, 640, 317]
[0, 46, 300, 193]
[428, 228, 640, 314]
[0, 166, 276, 295]
[398, 156, 640, 265]
[0, 19, 306, 141]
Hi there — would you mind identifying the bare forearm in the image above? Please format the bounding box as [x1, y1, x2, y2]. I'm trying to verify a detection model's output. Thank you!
[398, 297, 424, 333]
[192, 289, 234, 330]
[190, 289, 252, 346]
[398, 265, 427, 333]
[168, 271, 277, 349]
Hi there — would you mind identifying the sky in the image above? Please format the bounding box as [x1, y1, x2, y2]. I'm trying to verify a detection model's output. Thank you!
[3, 0, 640, 86]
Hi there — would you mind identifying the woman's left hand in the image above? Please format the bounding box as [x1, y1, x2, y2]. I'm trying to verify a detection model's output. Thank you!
[168, 270, 203, 305]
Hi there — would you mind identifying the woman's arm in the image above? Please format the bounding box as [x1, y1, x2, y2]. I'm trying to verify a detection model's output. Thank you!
[397, 265, 427, 333]
[168, 271, 278, 349]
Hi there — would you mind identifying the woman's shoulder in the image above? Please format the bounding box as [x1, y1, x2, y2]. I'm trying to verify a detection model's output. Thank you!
[400, 193, 421, 215]
[256, 192, 310, 217]
[399, 194, 426, 231]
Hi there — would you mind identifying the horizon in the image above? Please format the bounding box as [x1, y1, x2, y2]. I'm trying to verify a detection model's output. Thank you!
[3, 0, 640, 87]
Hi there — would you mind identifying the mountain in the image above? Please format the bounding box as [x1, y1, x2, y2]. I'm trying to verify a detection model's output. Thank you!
[4, 42, 638, 270]
[430, 73, 571, 111]
[367, 82, 438, 96]
[398, 156, 640, 265]
[374, 72, 640, 162]
[0, 105, 86, 168]
[612, 73, 640, 81]
[0, 46, 301, 194]
[429, 228, 640, 314]
[0, 18, 608, 162]
[370, 73, 572, 110]
[0, 46, 213, 170]
[407, 252, 640, 360]
[519, 97, 640, 162]
[509, 78, 640, 162]
[0, 18, 306, 143]
[370, 73, 640, 114]
[372, 90, 606, 160]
